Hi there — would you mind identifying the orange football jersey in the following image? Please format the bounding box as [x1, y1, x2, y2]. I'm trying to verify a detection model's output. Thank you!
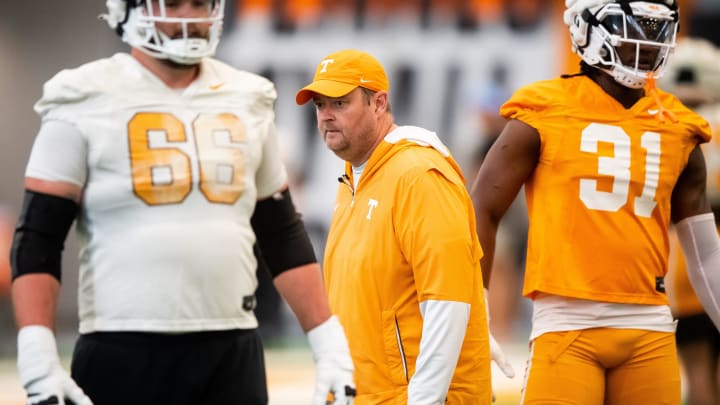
[501, 75, 711, 305]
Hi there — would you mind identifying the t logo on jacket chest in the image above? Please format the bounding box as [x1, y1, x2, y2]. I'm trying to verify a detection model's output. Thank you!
[366, 199, 379, 220]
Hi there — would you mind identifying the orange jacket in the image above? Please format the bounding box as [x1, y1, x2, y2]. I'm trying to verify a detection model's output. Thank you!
[324, 127, 491, 404]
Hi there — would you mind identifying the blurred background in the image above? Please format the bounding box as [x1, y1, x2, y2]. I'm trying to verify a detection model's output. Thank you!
[0, 0, 719, 404]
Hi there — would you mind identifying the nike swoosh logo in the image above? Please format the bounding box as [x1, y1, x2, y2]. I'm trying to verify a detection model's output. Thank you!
[359, 78, 372, 83]
[209, 82, 224, 90]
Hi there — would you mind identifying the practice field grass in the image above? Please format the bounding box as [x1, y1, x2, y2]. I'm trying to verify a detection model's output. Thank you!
[0, 345, 525, 405]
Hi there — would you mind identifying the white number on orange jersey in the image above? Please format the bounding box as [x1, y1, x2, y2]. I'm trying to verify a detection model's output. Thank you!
[579, 123, 660, 218]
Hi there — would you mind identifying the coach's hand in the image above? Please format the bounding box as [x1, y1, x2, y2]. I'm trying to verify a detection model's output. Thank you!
[307, 315, 356, 405]
[17, 325, 93, 405]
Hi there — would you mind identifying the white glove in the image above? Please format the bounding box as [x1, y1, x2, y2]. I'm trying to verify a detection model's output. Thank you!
[17, 325, 93, 405]
[307, 315, 356, 405]
[485, 289, 515, 379]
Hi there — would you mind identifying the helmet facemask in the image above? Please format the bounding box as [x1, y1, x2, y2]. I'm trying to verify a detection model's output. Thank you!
[566, 1, 678, 89]
[103, 0, 225, 65]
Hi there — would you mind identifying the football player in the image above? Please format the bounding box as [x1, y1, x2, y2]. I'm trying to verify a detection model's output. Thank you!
[661, 37, 720, 405]
[11, 1, 354, 404]
[471, 0, 720, 403]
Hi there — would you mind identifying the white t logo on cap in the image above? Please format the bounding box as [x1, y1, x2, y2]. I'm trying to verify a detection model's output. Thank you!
[320, 59, 335, 73]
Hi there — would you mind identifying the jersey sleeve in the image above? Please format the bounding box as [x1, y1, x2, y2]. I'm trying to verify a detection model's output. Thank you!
[655, 89, 712, 144]
[394, 167, 481, 304]
[676, 103, 713, 144]
[687, 114, 712, 144]
[26, 120, 88, 187]
[499, 82, 554, 128]
[34, 68, 93, 121]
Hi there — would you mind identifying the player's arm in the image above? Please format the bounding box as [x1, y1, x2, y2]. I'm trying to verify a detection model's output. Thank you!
[13, 116, 92, 405]
[250, 185, 329, 330]
[12, 177, 91, 405]
[13, 118, 87, 329]
[671, 144, 720, 330]
[469, 119, 539, 382]
[470, 119, 540, 288]
[251, 186, 355, 404]
[13, 178, 81, 329]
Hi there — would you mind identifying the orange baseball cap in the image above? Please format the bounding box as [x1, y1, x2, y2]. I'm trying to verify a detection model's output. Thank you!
[296, 49, 389, 105]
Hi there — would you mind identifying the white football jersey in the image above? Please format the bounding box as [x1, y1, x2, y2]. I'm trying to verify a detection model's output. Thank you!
[29, 53, 288, 333]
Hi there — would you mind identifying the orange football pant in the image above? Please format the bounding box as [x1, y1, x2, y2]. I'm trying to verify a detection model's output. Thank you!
[521, 328, 680, 405]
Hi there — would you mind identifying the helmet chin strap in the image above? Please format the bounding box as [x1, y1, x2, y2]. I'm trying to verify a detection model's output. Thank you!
[158, 33, 208, 65]
[601, 64, 648, 89]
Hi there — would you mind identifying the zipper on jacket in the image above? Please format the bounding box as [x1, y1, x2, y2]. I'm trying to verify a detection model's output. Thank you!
[337, 174, 355, 202]
[394, 315, 409, 382]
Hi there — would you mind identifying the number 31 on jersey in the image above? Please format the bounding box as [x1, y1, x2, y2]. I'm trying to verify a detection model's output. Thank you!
[579, 123, 660, 218]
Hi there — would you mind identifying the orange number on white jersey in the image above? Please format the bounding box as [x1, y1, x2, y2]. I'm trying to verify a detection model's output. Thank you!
[128, 112, 247, 205]
[194, 113, 247, 204]
[128, 113, 192, 205]
[579, 123, 661, 218]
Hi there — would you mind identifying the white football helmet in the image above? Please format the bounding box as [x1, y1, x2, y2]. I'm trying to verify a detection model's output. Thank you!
[564, 0, 678, 89]
[660, 38, 720, 106]
[101, 0, 224, 65]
